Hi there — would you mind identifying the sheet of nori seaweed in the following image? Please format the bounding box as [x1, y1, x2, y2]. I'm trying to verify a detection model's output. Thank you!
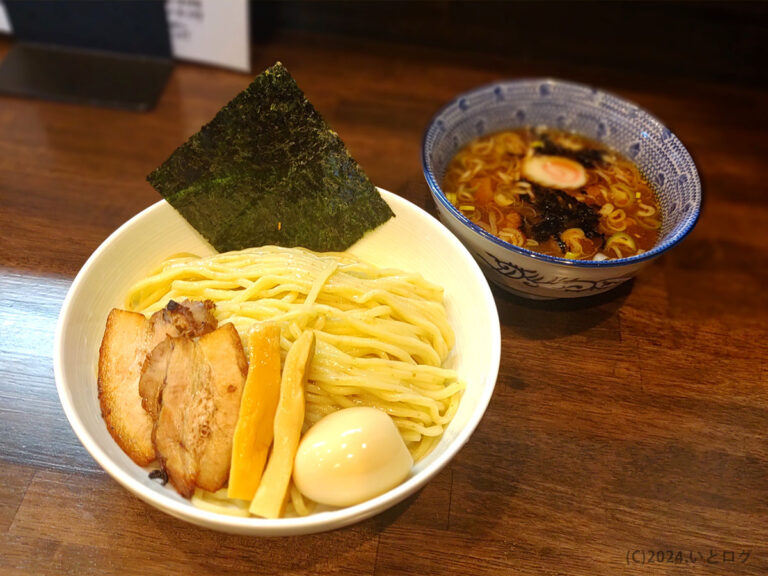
[146, 62, 394, 252]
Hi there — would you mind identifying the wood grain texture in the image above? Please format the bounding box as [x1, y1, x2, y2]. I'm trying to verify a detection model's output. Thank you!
[1, 19, 767, 576]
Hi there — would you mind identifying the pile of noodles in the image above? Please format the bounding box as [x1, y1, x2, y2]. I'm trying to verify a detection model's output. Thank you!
[125, 246, 464, 516]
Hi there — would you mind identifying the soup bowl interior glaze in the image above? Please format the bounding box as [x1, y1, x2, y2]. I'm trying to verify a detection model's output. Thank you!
[422, 78, 701, 299]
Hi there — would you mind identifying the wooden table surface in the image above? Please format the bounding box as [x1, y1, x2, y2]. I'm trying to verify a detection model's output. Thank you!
[1, 28, 767, 576]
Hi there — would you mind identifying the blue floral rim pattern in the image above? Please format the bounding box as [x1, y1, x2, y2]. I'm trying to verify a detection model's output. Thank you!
[478, 251, 632, 292]
[421, 78, 702, 269]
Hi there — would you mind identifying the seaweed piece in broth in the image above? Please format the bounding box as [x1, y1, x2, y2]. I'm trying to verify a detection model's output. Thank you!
[525, 185, 604, 252]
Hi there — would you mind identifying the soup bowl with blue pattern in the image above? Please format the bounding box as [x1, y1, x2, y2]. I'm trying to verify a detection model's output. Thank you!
[422, 78, 701, 299]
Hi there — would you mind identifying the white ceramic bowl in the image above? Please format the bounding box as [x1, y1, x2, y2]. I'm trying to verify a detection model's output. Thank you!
[422, 79, 701, 299]
[54, 189, 500, 535]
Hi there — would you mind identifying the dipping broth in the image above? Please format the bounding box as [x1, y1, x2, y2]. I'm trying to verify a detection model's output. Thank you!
[442, 127, 661, 260]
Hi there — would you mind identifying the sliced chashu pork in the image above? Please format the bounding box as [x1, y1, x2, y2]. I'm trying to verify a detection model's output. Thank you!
[97, 300, 217, 465]
[138, 323, 247, 497]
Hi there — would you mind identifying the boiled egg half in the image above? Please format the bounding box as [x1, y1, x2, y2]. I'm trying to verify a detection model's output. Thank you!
[522, 155, 587, 189]
[292, 406, 413, 507]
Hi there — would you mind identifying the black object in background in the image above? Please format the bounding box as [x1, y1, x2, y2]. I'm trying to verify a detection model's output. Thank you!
[0, 0, 174, 111]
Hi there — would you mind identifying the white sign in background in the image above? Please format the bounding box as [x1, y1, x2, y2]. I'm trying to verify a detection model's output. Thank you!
[0, 1, 10, 34]
[165, 0, 250, 72]
[0, 0, 251, 72]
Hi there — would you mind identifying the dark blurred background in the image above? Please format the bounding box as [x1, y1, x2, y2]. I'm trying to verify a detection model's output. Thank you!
[0, 1, 764, 87]
[249, 1, 768, 88]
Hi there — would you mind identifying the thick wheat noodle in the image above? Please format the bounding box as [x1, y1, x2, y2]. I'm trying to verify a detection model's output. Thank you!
[126, 245, 464, 516]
